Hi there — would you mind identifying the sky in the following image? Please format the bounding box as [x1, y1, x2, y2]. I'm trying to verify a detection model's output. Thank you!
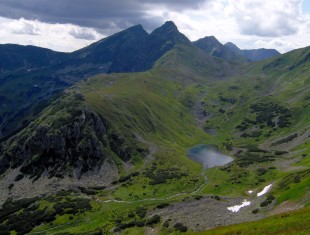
[0, 0, 309, 53]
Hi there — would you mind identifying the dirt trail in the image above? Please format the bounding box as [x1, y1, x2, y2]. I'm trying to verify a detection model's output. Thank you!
[98, 170, 208, 204]
[270, 201, 304, 215]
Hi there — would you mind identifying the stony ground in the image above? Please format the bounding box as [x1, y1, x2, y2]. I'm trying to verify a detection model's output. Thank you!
[0, 157, 118, 205]
[148, 195, 269, 232]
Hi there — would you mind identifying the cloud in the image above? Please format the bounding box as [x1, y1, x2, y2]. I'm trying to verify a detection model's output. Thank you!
[69, 27, 99, 40]
[0, 0, 209, 33]
[0, 17, 103, 52]
[228, 0, 304, 37]
[158, 0, 310, 52]
[9, 18, 41, 35]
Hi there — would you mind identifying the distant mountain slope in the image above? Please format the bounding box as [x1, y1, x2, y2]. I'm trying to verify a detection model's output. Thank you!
[66, 21, 191, 74]
[259, 45, 310, 73]
[67, 24, 149, 73]
[0, 44, 66, 71]
[0, 21, 201, 138]
[193, 36, 248, 62]
[225, 42, 280, 61]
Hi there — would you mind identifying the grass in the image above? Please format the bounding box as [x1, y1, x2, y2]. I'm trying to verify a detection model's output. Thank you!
[191, 206, 310, 235]
[200, 164, 280, 197]
[276, 170, 310, 204]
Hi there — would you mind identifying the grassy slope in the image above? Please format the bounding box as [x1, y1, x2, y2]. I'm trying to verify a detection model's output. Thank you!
[192, 206, 310, 235]
[77, 71, 209, 199]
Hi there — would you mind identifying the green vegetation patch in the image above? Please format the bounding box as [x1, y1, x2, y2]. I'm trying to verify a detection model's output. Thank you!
[144, 165, 188, 185]
[0, 192, 92, 235]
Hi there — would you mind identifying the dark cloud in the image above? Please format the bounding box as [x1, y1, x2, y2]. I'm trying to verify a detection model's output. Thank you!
[143, 0, 206, 11]
[0, 0, 209, 34]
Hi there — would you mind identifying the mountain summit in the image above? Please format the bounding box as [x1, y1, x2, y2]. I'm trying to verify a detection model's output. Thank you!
[193, 36, 248, 62]
[150, 21, 190, 45]
[225, 42, 281, 61]
[63, 21, 191, 74]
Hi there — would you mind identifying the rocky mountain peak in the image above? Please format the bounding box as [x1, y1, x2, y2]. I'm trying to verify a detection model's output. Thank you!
[150, 21, 190, 45]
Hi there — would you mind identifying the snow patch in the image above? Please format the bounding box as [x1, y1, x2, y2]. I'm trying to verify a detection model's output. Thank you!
[248, 190, 253, 194]
[257, 184, 272, 197]
[227, 199, 251, 212]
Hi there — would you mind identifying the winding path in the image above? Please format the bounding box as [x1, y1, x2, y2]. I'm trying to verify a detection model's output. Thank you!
[29, 138, 212, 234]
[98, 170, 208, 204]
[28, 171, 209, 234]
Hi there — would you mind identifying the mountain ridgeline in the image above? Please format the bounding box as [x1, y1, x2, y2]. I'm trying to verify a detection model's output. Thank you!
[193, 36, 280, 62]
[225, 42, 281, 61]
[0, 21, 192, 138]
[1, 21, 190, 74]
[193, 36, 248, 62]
[0, 21, 309, 235]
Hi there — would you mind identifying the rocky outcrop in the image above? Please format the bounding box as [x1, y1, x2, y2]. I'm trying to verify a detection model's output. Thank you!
[0, 95, 142, 180]
[0, 108, 107, 178]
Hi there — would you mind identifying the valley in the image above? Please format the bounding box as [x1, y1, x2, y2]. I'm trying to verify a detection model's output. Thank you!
[0, 21, 309, 235]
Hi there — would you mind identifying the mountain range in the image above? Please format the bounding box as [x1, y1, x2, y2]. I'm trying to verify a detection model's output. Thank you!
[0, 21, 308, 235]
[193, 36, 280, 62]
[0, 22, 280, 140]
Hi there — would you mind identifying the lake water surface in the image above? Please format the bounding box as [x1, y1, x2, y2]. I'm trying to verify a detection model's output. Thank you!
[188, 144, 233, 169]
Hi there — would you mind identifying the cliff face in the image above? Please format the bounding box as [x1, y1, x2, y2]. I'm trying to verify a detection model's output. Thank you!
[0, 92, 143, 180]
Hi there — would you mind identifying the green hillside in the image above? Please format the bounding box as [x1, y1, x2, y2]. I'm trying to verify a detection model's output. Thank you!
[193, 207, 310, 235]
[0, 26, 309, 234]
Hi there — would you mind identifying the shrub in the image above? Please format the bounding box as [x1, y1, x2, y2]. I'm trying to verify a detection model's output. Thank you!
[136, 220, 146, 227]
[174, 223, 188, 232]
[135, 207, 147, 218]
[14, 174, 24, 181]
[163, 220, 169, 228]
[271, 133, 298, 146]
[146, 215, 161, 225]
[78, 187, 96, 195]
[128, 212, 135, 218]
[252, 208, 259, 214]
[156, 203, 169, 209]
[145, 167, 188, 185]
[88, 230, 103, 235]
[256, 168, 267, 176]
[293, 176, 301, 183]
[275, 151, 287, 155]
[260, 195, 275, 207]
[88, 186, 106, 190]
[0, 230, 10, 235]
[193, 195, 203, 200]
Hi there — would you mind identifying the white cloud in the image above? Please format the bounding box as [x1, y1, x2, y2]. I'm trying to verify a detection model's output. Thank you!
[228, 0, 303, 37]
[68, 27, 99, 40]
[0, 17, 103, 52]
[9, 18, 41, 35]
[157, 0, 310, 53]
